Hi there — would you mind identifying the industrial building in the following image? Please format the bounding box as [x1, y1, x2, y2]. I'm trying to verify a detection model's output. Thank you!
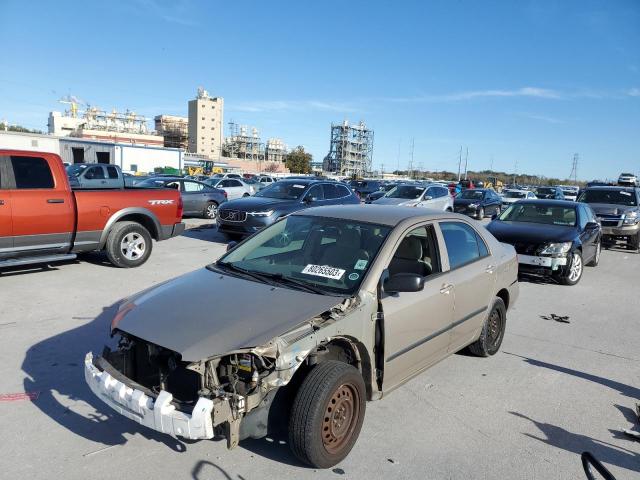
[154, 115, 189, 149]
[48, 100, 164, 146]
[188, 88, 224, 158]
[223, 122, 264, 161]
[323, 120, 374, 177]
[265, 138, 288, 163]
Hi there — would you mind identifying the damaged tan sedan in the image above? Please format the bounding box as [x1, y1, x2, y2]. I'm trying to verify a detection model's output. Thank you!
[85, 205, 518, 468]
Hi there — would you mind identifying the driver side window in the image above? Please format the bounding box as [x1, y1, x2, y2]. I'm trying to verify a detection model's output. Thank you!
[388, 225, 441, 279]
[305, 185, 324, 201]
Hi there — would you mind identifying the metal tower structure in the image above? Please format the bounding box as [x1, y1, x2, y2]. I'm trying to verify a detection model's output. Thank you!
[323, 120, 374, 177]
[569, 153, 579, 183]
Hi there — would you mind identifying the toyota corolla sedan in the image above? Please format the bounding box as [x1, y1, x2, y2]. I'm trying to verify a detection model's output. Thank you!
[84, 206, 518, 468]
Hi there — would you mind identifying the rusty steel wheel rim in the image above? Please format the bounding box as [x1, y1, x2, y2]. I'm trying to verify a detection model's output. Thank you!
[487, 308, 503, 349]
[321, 382, 360, 454]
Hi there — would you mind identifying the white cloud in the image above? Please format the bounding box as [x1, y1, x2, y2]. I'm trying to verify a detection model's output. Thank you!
[628, 88, 640, 97]
[230, 100, 357, 113]
[520, 113, 564, 124]
[383, 87, 564, 103]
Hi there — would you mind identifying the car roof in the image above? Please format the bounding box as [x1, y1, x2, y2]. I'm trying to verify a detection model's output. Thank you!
[586, 185, 637, 191]
[510, 199, 578, 207]
[296, 204, 462, 226]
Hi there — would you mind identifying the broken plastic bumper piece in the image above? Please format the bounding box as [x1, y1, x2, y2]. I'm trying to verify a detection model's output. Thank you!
[84, 352, 214, 440]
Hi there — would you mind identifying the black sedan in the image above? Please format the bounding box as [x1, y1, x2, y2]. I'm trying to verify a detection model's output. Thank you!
[137, 177, 227, 219]
[486, 200, 601, 285]
[453, 189, 502, 219]
[217, 179, 360, 238]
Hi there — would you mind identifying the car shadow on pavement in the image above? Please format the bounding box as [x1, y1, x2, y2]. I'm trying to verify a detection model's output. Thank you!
[21, 303, 188, 453]
[509, 411, 639, 474]
[504, 352, 640, 401]
[182, 225, 231, 244]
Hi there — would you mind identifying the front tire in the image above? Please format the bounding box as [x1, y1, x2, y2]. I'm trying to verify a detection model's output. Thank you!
[289, 361, 366, 469]
[105, 221, 153, 268]
[469, 297, 506, 357]
[629, 232, 640, 251]
[558, 251, 583, 285]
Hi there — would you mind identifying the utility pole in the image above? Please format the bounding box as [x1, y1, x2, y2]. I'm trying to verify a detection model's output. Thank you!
[409, 138, 415, 179]
[396, 140, 401, 174]
[457, 146, 463, 182]
[489, 155, 494, 172]
[464, 147, 469, 180]
[513, 159, 518, 185]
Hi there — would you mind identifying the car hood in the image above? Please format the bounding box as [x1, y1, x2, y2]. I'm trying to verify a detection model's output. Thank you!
[220, 196, 300, 211]
[114, 268, 341, 361]
[486, 221, 577, 244]
[586, 203, 637, 216]
[454, 198, 482, 206]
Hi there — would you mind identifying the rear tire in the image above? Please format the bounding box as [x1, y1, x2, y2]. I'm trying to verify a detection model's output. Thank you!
[105, 221, 153, 268]
[289, 361, 366, 469]
[203, 201, 218, 219]
[469, 298, 506, 357]
[586, 241, 601, 266]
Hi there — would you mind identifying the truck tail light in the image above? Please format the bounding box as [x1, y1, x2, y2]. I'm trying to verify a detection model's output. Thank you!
[177, 195, 184, 219]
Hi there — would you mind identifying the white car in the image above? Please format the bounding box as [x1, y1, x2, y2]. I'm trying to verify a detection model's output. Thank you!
[556, 185, 580, 201]
[501, 189, 537, 205]
[618, 173, 638, 186]
[373, 183, 453, 211]
[205, 178, 255, 199]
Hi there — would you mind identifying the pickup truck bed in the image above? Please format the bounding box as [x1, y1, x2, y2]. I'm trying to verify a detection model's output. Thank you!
[0, 150, 185, 269]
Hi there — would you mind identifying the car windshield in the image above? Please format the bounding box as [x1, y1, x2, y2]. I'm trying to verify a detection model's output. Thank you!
[578, 189, 637, 206]
[66, 164, 88, 177]
[536, 187, 556, 195]
[214, 215, 391, 295]
[504, 191, 526, 198]
[385, 185, 425, 199]
[458, 190, 484, 199]
[498, 204, 577, 226]
[254, 181, 307, 200]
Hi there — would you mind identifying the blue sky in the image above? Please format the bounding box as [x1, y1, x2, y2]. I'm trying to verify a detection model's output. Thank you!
[1, 0, 638, 180]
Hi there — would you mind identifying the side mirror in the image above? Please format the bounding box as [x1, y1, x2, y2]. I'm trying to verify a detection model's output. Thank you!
[424, 196, 433, 201]
[585, 221, 599, 230]
[384, 273, 424, 293]
[226, 241, 238, 251]
[491, 213, 498, 220]
[305, 196, 318, 204]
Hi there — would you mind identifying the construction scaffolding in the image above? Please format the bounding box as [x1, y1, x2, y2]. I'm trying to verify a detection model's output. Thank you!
[265, 138, 287, 163]
[154, 115, 189, 149]
[323, 120, 374, 177]
[222, 122, 265, 161]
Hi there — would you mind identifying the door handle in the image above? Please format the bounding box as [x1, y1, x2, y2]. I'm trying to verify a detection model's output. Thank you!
[47, 199, 65, 204]
[440, 283, 453, 294]
[485, 264, 495, 274]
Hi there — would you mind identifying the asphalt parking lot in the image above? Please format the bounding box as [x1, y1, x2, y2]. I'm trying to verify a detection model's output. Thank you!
[1, 220, 639, 479]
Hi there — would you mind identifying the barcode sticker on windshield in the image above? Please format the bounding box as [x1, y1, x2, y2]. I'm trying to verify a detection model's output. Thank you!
[301, 264, 345, 280]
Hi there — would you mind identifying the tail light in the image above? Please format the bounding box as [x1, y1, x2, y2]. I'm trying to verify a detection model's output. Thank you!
[177, 195, 184, 219]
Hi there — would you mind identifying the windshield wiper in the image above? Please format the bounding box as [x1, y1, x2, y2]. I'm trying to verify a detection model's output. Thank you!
[249, 272, 332, 295]
[212, 261, 279, 285]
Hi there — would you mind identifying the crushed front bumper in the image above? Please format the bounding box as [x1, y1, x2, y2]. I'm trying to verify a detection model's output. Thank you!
[517, 254, 568, 276]
[84, 352, 215, 440]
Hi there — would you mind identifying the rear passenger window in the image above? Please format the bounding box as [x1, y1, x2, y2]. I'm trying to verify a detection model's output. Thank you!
[106, 166, 119, 179]
[322, 183, 339, 199]
[440, 222, 488, 269]
[85, 166, 105, 180]
[336, 185, 351, 197]
[10, 156, 54, 189]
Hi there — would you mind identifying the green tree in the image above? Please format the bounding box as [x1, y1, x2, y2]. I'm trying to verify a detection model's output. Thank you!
[0, 123, 43, 134]
[285, 146, 312, 174]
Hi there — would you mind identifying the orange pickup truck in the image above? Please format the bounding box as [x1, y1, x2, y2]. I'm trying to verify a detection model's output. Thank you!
[0, 150, 184, 269]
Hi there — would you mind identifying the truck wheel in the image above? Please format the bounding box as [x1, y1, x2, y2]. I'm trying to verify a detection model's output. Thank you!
[203, 202, 218, 219]
[469, 297, 506, 357]
[105, 221, 152, 268]
[586, 241, 601, 266]
[288, 361, 366, 468]
[629, 232, 640, 251]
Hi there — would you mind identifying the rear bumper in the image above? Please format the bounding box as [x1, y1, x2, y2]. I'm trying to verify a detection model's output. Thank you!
[159, 222, 185, 240]
[84, 352, 215, 440]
